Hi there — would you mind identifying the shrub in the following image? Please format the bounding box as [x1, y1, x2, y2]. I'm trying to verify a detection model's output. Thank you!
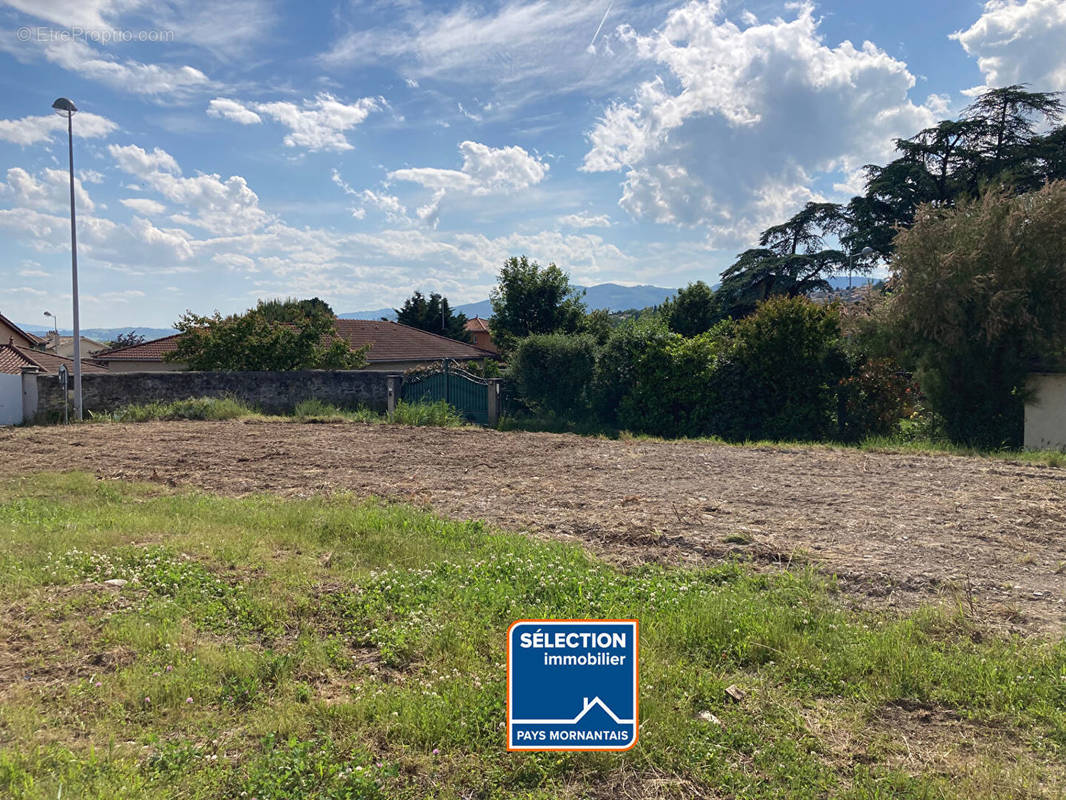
[588, 317, 673, 426]
[510, 333, 598, 419]
[889, 184, 1066, 447]
[714, 297, 846, 442]
[617, 327, 729, 438]
[837, 357, 914, 442]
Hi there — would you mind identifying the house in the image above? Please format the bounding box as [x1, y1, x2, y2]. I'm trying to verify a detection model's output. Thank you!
[39, 332, 109, 360]
[464, 316, 497, 353]
[92, 319, 498, 372]
[0, 341, 110, 375]
[1024, 372, 1066, 450]
[0, 312, 43, 349]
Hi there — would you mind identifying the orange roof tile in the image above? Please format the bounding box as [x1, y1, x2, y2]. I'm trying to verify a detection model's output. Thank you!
[0, 344, 110, 375]
[93, 321, 497, 365]
[464, 316, 491, 333]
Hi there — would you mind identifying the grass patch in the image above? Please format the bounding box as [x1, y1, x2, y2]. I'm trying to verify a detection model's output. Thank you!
[76, 396, 472, 429]
[390, 399, 466, 427]
[88, 396, 258, 422]
[0, 473, 1063, 798]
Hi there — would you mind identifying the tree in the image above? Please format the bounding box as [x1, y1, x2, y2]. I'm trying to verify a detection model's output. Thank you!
[888, 182, 1066, 447]
[713, 202, 852, 320]
[661, 281, 717, 337]
[489, 256, 586, 353]
[109, 331, 145, 349]
[394, 291, 471, 342]
[168, 298, 368, 371]
[964, 85, 1063, 187]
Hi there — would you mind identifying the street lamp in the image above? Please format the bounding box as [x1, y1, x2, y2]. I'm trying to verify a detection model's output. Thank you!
[43, 310, 58, 335]
[848, 246, 874, 290]
[53, 97, 82, 421]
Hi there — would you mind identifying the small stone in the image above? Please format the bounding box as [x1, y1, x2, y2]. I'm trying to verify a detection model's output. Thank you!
[697, 710, 723, 726]
[103, 579, 127, 588]
[725, 684, 746, 702]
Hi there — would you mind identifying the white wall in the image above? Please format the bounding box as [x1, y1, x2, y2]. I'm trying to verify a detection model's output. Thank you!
[1024, 373, 1066, 451]
[0, 373, 23, 425]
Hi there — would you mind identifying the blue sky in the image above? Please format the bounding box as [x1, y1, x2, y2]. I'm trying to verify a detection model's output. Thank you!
[1, 0, 1064, 328]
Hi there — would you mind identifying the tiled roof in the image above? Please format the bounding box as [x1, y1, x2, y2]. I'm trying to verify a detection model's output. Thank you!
[335, 319, 496, 362]
[464, 316, 491, 333]
[0, 344, 110, 375]
[93, 333, 183, 361]
[93, 321, 497, 365]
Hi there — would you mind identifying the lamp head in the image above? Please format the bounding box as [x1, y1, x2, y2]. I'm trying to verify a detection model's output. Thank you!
[861, 246, 874, 257]
[52, 97, 77, 115]
[43, 311, 53, 317]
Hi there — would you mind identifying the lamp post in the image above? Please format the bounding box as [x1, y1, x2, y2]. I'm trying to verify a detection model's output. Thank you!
[53, 97, 82, 421]
[43, 310, 58, 336]
[848, 246, 874, 290]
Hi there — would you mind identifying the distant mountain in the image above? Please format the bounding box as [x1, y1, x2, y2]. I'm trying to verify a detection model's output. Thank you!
[17, 325, 178, 342]
[338, 283, 677, 321]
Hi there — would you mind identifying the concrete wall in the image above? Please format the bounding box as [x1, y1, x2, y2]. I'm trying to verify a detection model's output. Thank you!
[32, 369, 399, 418]
[1024, 373, 1066, 450]
[0, 373, 22, 425]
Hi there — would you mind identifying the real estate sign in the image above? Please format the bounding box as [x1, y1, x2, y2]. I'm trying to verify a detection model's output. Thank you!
[507, 619, 638, 751]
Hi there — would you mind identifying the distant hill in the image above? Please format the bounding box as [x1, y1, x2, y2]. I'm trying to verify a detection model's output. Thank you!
[338, 283, 677, 321]
[17, 324, 178, 342]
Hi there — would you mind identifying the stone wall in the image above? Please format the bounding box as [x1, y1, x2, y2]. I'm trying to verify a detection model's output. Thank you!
[33, 369, 399, 417]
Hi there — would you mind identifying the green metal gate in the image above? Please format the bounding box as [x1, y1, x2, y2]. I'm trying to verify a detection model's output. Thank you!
[400, 361, 490, 425]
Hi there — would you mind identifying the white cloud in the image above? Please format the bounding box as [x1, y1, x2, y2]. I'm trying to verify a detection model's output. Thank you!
[207, 97, 262, 125]
[210, 93, 382, 152]
[952, 0, 1066, 92]
[559, 212, 612, 228]
[121, 197, 167, 215]
[0, 166, 95, 213]
[320, 0, 651, 111]
[389, 140, 548, 195]
[1, 0, 134, 29]
[581, 1, 937, 245]
[0, 111, 118, 146]
[38, 39, 210, 97]
[109, 143, 270, 235]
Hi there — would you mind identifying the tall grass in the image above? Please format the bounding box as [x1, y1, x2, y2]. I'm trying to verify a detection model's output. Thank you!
[89, 396, 257, 422]
[390, 399, 466, 427]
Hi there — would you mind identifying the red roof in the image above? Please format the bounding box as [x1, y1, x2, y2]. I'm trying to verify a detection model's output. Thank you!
[335, 319, 495, 362]
[0, 343, 110, 375]
[93, 333, 183, 361]
[464, 316, 491, 333]
[94, 320, 496, 365]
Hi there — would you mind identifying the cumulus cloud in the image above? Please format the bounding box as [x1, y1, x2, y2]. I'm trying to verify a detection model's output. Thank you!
[0, 111, 118, 146]
[0, 167, 95, 213]
[389, 140, 548, 195]
[952, 0, 1066, 92]
[559, 212, 612, 228]
[109, 143, 270, 235]
[581, 1, 938, 244]
[207, 97, 262, 125]
[208, 93, 382, 151]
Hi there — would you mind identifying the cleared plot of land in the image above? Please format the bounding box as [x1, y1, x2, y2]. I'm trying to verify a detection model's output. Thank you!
[2, 421, 1064, 632]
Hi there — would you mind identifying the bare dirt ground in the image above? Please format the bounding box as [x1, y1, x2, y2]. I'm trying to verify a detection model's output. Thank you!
[2, 421, 1064, 634]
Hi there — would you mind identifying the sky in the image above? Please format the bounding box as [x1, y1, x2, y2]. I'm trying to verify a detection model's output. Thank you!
[0, 0, 1064, 328]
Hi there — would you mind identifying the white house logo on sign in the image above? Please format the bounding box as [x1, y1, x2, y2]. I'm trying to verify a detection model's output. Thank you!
[507, 619, 638, 751]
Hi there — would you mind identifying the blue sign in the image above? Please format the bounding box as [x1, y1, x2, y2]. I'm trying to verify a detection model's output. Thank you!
[507, 619, 639, 751]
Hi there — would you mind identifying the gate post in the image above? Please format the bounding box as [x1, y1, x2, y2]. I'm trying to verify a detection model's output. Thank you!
[386, 373, 401, 418]
[487, 378, 502, 427]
